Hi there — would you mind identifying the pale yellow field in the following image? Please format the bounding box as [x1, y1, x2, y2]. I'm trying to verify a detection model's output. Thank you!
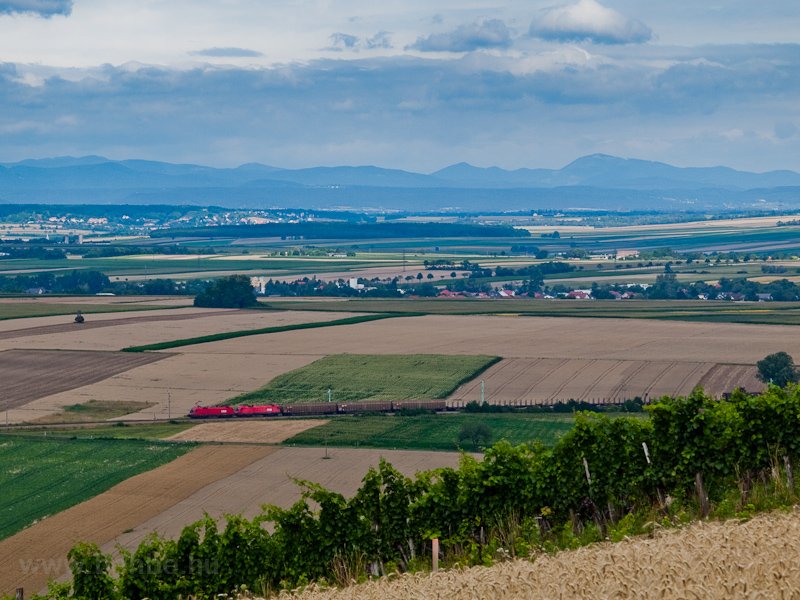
[178, 314, 800, 364]
[280, 509, 800, 600]
[165, 419, 326, 443]
[449, 357, 759, 404]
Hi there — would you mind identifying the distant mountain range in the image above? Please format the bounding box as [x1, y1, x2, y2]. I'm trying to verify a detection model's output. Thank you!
[1, 154, 799, 211]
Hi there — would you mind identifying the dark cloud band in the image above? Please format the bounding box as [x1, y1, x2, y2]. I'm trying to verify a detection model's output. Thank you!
[0, 0, 72, 17]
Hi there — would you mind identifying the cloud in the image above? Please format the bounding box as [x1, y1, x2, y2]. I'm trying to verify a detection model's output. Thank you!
[1, 44, 798, 171]
[190, 47, 264, 58]
[328, 33, 359, 51]
[0, 0, 71, 17]
[530, 0, 652, 45]
[408, 19, 512, 53]
[328, 31, 393, 52]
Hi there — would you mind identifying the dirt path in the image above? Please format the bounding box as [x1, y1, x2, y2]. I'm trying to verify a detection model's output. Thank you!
[0, 444, 275, 596]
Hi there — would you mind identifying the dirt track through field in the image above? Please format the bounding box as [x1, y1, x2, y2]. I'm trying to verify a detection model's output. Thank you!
[0, 445, 275, 596]
[0, 349, 169, 410]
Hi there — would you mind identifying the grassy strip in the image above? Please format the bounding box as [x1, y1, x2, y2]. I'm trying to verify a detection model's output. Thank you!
[284, 413, 576, 451]
[28, 400, 155, 425]
[122, 313, 418, 352]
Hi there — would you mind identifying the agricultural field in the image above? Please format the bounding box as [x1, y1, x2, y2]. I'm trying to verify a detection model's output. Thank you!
[0, 444, 275, 596]
[449, 358, 763, 403]
[283, 509, 800, 600]
[284, 413, 576, 451]
[0, 444, 464, 595]
[30, 400, 155, 424]
[0, 421, 195, 440]
[0, 299, 182, 320]
[165, 419, 326, 444]
[262, 297, 800, 326]
[232, 354, 499, 404]
[0, 436, 191, 541]
[0, 349, 167, 411]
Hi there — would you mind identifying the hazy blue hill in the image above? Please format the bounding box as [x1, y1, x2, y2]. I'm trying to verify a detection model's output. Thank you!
[263, 165, 444, 188]
[1, 156, 111, 168]
[1, 154, 799, 210]
[431, 162, 556, 187]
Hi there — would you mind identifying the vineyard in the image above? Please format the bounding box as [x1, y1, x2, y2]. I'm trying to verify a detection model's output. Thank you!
[232, 354, 500, 404]
[0, 437, 191, 540]
[50, 384, 800, 599]
[285, 413, 575, 450]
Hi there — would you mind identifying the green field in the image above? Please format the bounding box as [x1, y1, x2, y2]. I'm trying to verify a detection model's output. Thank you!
[284, 413, 575, 451]
[232, 354, 500, 404]
[261, 298, 800, 325]
[0, 436, 192, 540]
[0, 301, 171, 321]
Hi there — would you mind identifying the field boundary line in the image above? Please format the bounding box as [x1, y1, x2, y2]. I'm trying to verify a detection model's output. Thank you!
[122, 313, 423, 352]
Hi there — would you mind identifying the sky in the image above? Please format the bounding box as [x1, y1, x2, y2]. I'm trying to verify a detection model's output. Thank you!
[0, 0, 798, 172]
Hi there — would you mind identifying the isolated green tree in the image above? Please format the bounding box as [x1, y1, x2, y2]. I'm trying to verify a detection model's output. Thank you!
[756, 352, 798, 387]
[458, 423, 492, 450]
[193, 275, 258, 308]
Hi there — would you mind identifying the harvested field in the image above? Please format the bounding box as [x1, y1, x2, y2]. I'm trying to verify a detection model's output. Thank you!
[0, 309, 231, 342]
[0, 444, 275, 596]
[0, 309, 362, 352]
[166, 419, 326, 444]
[104, 447, 467, 557]
[9, 352, 321, 424]
[0, 349, 168, 411]
[180, 315, 800, 364]
[449, 358, 721, 404]
[697, 363, 764, 395]
[173, 315, 797, 402]
[281, 510, 800, 600]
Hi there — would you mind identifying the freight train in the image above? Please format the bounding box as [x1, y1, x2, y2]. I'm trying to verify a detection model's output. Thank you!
[188, 399, 448, 419]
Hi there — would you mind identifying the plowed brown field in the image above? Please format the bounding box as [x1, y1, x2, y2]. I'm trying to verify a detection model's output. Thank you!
[282, 510, 800, 600]
[0, 445, 276, 596]
[0, 349, 168, 410]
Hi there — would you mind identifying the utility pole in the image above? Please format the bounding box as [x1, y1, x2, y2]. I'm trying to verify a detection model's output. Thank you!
[167, 390, 171, 420]
[480, 380, 485, 404]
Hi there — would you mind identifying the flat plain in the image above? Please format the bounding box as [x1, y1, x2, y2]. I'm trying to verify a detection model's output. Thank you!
[2, 307, 793, 423]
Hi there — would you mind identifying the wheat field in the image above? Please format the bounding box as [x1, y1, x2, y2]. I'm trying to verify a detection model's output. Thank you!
[275, 510, 800, 599]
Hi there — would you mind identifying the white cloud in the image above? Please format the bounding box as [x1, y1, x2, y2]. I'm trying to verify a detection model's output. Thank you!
[530, 0, 652, 45]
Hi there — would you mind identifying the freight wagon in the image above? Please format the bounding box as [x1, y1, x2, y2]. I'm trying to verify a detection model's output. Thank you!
[187, 400, 449, 418]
